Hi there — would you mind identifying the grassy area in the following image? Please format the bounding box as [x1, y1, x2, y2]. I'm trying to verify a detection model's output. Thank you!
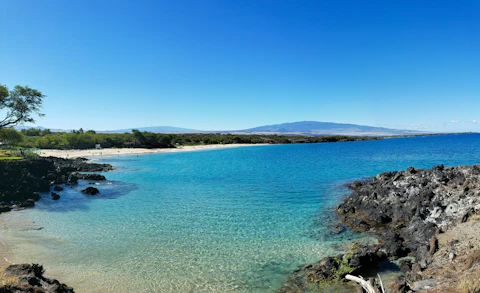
[0, 150, 23, 160]
[0, 156, 22, 160]
[0, 149, 39, 160]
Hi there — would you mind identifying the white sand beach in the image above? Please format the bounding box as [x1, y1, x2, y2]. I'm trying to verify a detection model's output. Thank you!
[36, 144, 269, 159]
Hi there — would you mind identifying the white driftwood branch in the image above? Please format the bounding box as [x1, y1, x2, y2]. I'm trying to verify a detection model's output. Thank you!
[377, 274, 385, 293]
[345, 274, 384, 293]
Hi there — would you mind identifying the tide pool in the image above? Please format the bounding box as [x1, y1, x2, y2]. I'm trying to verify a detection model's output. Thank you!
[2, 134, 480, 292]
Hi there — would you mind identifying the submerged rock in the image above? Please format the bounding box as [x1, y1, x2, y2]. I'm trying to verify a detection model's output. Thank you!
[51, 192, 61, 200]
[76, 173, 106, 181]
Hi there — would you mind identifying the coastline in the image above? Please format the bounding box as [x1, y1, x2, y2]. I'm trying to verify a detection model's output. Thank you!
[280, 164, 480, 293]
[36, 143, 269, 159]
[0, 157, 113, 280]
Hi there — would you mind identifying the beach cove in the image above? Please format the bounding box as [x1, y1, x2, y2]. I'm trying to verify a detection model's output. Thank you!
[1, 134, 480, 292]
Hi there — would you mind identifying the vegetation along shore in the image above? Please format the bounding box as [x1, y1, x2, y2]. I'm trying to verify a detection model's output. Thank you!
[3, 127, 382, 150]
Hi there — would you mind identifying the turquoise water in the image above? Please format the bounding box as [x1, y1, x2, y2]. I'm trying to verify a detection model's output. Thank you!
[2, 134, 480, 292]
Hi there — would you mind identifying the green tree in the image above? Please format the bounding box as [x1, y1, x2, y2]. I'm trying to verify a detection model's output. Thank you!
[21, 127, 42, 136]
[0, 128, 24, 145]
[132, 129, 146, 147]
[0, 85, 45, 129]
[41, 129, 52, 136]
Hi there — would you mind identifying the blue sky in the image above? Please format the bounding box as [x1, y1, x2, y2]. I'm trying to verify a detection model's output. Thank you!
[0, 0, 478, 132]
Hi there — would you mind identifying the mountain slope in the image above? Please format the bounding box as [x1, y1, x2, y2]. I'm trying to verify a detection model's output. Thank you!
[236, 121, 422, 136]
[16, 121, 423, 136]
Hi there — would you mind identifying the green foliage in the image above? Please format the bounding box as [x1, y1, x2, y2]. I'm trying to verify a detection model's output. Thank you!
[15, 130, 380, 150]
[0, 156, 22, 160]
[21, 128, 51, 136]
[0, 84, 45, 129]
[332, 254, 356, 277]
[0, 150, 23, 160]
[72, 128, 84, 134]
[0, 128, 23, 145]
[9, 149, 39, 159]
[336, 262, 356, 276]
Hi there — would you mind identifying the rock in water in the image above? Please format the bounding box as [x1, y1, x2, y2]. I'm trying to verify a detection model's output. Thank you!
[53, 186, 64, 191]
[81, 187, 100, 195]
[76, 173, 106, 181]
[0, 157, 112, 214]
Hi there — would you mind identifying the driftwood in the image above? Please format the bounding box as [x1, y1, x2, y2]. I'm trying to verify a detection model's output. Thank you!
[345, 274, 386, 293]
[377, 274, 386, 293]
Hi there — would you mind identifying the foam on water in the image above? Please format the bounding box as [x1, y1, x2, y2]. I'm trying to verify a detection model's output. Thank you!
[2, 134, 480, 292]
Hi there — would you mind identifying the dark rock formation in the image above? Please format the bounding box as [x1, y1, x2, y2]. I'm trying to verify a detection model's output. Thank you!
[19, 199, 35, 208]
[53, 186, 63, 192]
[279, 244, 386, 292]
[0, 157, 112, 213]
[81, 187, 99, 195]
[337, 164, 480, 268]
[279, 164, 480, 292]
[0, 202, 12, 213]
[0, 158, 113, 293]
[0, 263, 74, 293]
[75, 173, 106, 181]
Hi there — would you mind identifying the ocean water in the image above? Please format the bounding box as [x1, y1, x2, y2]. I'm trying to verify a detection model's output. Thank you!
[2, 134, 480, 292]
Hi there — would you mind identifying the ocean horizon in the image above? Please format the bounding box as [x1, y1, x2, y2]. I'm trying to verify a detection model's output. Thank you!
[2, 134, 480, 292]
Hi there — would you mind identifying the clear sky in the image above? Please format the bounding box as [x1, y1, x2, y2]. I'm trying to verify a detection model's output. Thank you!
[0, 0, 478, 132]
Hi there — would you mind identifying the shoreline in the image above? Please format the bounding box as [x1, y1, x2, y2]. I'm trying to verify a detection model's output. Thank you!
[280, 164, 480, 292]
[0, 215, 13, 272]
[36, 144, 269, 159]
[0, 157, 113, 278]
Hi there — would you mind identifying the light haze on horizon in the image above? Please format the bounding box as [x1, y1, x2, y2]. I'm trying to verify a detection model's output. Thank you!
[0, 0, 478, 132]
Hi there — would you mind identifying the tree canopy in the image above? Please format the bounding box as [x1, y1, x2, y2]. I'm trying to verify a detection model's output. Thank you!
[0, 128, 24, 145]
[0, 84, 45, 129]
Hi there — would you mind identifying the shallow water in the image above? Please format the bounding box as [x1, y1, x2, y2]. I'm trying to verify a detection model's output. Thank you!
[2, 134, 480, 292]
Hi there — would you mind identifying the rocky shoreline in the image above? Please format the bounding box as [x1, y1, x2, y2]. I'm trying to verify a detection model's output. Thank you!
[0, 157, 112, 292]
[280, 164, 480, 293]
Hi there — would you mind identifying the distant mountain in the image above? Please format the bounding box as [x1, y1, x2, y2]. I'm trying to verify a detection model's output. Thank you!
[15, 121, 423, 136]
[14, 126, 47, 131]
[102, 126, 203, 134]
[234, 121, 423, 136]
[13, 126, 68, 132]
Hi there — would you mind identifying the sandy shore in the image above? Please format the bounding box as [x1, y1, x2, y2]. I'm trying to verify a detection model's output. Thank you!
[36, 144, 269, 159]
[0, 215, 14, 271]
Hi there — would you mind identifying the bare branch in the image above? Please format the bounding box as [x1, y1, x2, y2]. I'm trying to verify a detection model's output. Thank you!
[346, 274, 384, 293]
